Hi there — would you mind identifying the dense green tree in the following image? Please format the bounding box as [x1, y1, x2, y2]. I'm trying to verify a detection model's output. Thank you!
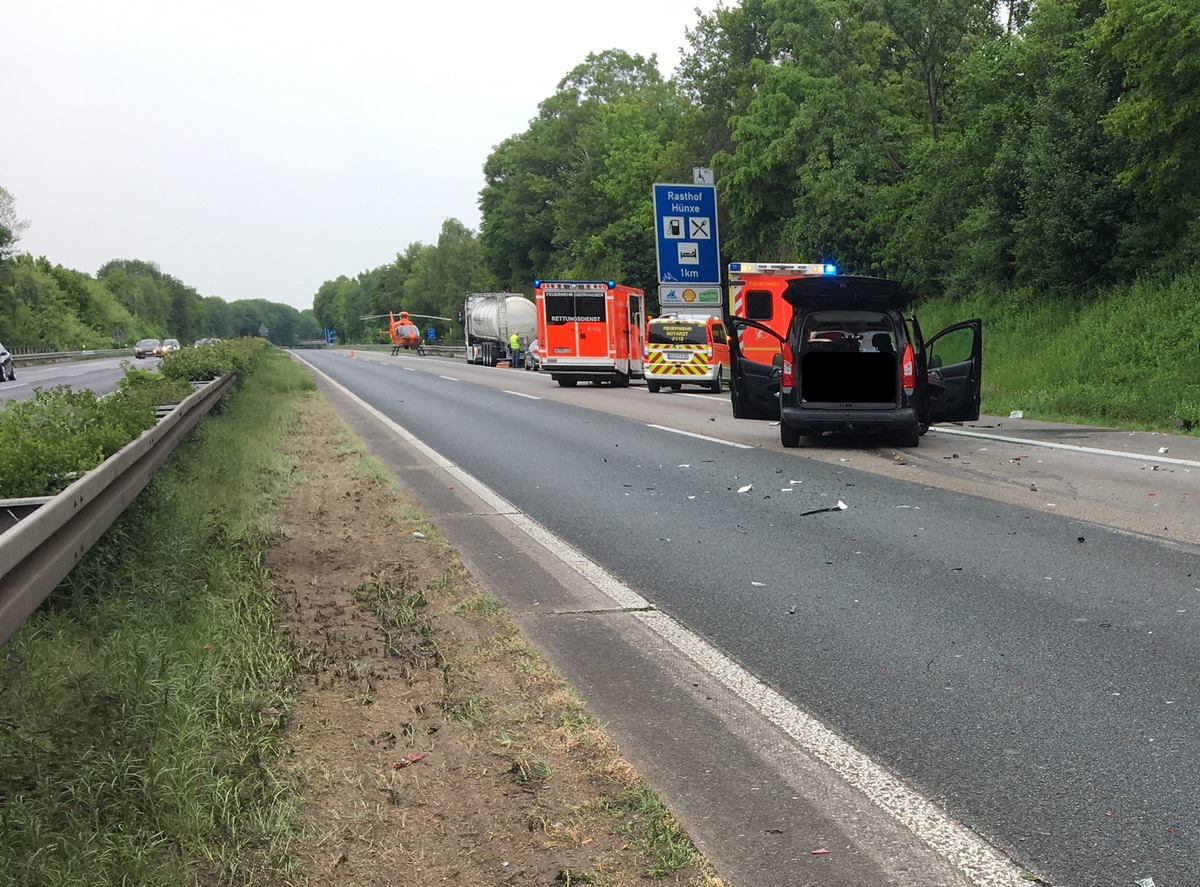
[0, 256, 110, 348]
[0, 186, 30, 260]
[1093, 0, 1200, 266]
[480, 50, 683, 295]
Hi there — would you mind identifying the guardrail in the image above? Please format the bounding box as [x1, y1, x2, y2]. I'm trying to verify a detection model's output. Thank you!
[0, 373, 237, 647]
[12, 348, 133, 365]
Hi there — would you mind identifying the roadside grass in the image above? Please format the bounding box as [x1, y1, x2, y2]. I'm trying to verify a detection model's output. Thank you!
[1, 347, 722, 886]
[915, 268, 1200, 430]
[0, 348, 307, 886]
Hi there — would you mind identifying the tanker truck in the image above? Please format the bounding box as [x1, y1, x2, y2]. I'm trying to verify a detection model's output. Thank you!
[460, 293, 538, 367]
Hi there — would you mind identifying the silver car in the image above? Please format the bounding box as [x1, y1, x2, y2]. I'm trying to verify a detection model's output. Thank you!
[0, 341, 14, 381]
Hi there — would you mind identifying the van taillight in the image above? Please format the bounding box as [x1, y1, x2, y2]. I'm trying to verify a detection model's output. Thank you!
[901, 342, 915, 395]
[781, 342, 794, 388]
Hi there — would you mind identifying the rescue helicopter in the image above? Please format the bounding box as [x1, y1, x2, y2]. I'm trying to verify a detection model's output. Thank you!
[360, 310, 451, 355]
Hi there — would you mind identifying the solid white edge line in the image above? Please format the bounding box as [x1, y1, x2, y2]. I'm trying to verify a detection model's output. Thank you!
[504, 390, 542, 400]
[936, 425, 1200, 468]
[645, 424, 754, 449]
[296, 354, 1029, 887]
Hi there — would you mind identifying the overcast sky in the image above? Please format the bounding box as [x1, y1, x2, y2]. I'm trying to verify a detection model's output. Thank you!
[2, 1, 721, 312]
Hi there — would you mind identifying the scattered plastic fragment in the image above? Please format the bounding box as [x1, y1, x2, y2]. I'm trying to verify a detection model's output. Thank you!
[393, 752, 427, 769]
[1077, 536, 1085, 543]
[1010, 410, 1024, 418]
[412, 531, 426, 539]
[751, 581, 766, 587]
[800, 500, 847, 516]
[1029, 482, 1038, 491]
[1135, 878, 1156, 887]
[738, 484, 753, 493]
[811, 848, 830, 855]
[1158, 447, 1168, 454]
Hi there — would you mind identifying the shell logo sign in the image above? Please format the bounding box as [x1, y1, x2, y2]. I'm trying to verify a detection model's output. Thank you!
[658, 284, 722, 309]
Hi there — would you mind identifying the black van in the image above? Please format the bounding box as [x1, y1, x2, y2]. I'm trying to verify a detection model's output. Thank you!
[728, 274, 982, 447]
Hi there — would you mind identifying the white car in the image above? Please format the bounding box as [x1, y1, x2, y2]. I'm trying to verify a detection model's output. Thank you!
[0, 341, 14, 381]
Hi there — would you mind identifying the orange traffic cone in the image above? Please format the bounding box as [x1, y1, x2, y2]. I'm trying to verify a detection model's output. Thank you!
[350, 348, 356, 358]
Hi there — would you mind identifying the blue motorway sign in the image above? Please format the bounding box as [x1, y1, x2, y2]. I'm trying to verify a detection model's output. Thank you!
[324, 327, 336, 345]
[653, 183, 720, 285]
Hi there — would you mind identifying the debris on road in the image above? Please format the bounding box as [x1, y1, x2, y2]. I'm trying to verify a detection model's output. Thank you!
[393, 752, 427, 769]
[738, 484, 753, 493]
[1010, 410, 1024, 418]
[800, 500, 847, 516]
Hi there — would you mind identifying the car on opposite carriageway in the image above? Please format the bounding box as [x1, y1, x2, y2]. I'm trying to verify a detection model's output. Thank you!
[0, 341, 15, 381]
[134, 338, 162, 359]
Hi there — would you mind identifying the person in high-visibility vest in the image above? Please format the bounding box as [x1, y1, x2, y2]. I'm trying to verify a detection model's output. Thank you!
[509, 332, 521, 368]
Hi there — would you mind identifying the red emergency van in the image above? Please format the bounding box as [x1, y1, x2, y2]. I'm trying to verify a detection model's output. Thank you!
[534, 280, 646, 387]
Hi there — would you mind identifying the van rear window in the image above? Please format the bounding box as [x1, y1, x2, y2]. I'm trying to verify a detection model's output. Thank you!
[742, 290, 774, 321]
[544, 292, 607, 324]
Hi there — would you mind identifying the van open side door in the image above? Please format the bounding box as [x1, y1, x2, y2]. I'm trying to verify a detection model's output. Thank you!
[726, 316, 785, 419]
[920, 319, 983, 424]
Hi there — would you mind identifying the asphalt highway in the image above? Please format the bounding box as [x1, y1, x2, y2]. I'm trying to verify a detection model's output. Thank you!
[294, 348, 1200, 887]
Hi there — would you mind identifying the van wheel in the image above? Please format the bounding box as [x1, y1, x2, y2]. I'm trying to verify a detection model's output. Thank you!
[614, 372, 630, 388]
[670, 383, 682, 391]
[897, 422, 921, 447]
[647, 381, 660, 393]
[709, 367, 723, 393]
[558, 378, 578, 388]
[780, 423, 801, 448]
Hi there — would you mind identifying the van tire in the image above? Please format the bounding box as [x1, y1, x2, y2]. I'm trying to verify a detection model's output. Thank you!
[647, 381, 661, 393]
[897, 421, 921, 447]
[709, 367, 723, 393]
[558, 378, 578, 388]
[670, 383, 682, 391]
[780, 423, 801, 448]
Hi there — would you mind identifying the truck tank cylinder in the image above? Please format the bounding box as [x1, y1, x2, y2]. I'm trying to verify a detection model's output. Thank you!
[469, 297, 537, 342]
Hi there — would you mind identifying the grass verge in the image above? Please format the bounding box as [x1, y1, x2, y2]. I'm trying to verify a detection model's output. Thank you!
[0, 347, 723, 886]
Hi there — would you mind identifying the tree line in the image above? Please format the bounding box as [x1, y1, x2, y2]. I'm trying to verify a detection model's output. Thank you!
[6, 0, 1197, 350]
[316, 0, 1200, 343]
[0, 188, 320, 351]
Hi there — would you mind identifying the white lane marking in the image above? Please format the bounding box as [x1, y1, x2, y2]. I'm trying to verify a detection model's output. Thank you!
[504, 390, 542, 400]
[438, 375, 459, 382]
[645, 424, 753, 449]
[297, 355, 1028, 887]
[936, 426, 1200, 468]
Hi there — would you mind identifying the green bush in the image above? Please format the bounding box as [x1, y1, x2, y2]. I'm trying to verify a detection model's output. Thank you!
[157, 338, 255, 382]
[0, 342, 269, 499]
